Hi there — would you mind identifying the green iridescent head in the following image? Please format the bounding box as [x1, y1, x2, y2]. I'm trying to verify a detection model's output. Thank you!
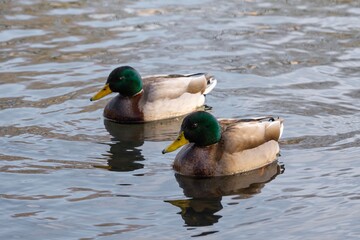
[181, 111, 221, 146]
[90, 66, 143, 101]
[162, 111, 221, 153]
[106, 66, 143, 96]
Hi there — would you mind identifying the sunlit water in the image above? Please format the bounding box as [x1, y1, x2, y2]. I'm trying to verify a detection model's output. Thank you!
[1, 0, 360, 239]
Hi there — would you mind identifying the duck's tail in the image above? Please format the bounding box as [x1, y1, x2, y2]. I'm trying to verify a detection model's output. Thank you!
[203, 74, 217, 95]
[265, 117, 284, 140]
[247, 116, 284, 140]
[185, 73, 217, 95]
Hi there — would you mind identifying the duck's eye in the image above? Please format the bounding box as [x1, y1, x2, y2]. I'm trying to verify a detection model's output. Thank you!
[190, 123, 198, 129]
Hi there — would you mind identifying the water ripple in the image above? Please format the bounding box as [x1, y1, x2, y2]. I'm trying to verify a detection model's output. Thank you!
[1, 0, 360, 239]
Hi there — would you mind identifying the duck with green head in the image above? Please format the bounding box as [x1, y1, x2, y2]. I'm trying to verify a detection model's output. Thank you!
[90, 66, 217, 123]
[162, 111, 284, 177]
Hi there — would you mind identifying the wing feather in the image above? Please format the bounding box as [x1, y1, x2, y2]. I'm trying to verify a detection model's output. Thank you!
[142, 74, 213, 102]
[221, 118, 283, 154]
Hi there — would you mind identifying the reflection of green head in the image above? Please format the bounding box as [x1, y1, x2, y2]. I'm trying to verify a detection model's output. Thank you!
[181, 111, 221, 147]
[106, 66, 143, 97]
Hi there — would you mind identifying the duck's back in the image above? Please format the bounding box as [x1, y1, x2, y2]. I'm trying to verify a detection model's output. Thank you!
[220, 117, 283, 152]
[218, 117, 283, 175]
[140, 73, 216, 121]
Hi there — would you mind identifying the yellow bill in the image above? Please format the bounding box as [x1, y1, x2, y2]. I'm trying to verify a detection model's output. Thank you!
[162, 131, 189, 154]
[90, 83, 112, 101]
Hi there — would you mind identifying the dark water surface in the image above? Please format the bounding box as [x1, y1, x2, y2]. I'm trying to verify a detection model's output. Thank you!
[1, 0, 360, 239]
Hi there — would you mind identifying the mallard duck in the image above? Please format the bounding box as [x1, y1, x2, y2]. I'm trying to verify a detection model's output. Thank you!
[162, 111, 284, 176]
[90, 66, 217, 123]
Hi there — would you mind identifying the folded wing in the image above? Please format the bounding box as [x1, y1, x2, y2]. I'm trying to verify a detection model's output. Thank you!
[142, 73, 216, 102]
[221, 117, 283, 154]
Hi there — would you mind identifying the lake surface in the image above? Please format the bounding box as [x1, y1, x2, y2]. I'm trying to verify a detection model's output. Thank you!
[1, 0, 359, 239]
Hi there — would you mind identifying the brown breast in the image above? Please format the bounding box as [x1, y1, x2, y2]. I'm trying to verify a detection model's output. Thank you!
[103, 93, 144, 123]
[173, 143, 223, 176]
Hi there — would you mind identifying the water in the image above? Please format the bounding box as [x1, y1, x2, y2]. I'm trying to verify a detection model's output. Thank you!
[1, 0, 359, 239]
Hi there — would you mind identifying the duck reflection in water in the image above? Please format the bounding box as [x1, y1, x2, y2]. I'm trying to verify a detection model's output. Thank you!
[103, 117, 183, 171]
[166, 161, 284, 226]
